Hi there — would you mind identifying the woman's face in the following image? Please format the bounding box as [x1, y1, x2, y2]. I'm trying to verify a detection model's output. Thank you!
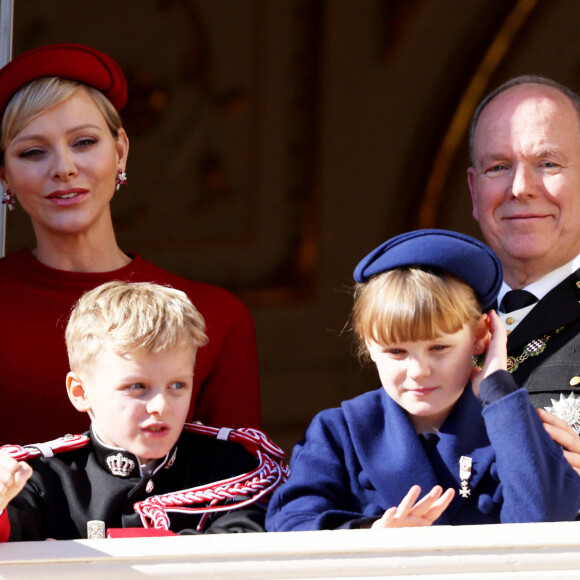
[0, 87, 128, 240]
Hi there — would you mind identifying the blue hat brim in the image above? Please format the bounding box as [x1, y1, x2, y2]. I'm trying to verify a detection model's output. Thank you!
[353, 229, 503, 312]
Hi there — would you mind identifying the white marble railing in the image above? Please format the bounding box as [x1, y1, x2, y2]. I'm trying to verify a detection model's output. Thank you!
[1, 521, 580, 579]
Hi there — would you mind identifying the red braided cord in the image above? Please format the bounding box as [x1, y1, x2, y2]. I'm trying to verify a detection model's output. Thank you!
[184, 425, 285, 459]
[135, 454, 288, 529]
[139, 455, 283, 512]
[137, 501, 171, 530]
[134, 429, 288, 530]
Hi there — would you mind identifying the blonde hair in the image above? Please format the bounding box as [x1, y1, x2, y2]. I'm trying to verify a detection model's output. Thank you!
[352, 267, 482, 358]
[0, 77, 122, 161]
[65, 281, 208, 375]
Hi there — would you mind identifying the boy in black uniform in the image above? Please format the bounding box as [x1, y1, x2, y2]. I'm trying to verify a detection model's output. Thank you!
[0, 281, 285, 541]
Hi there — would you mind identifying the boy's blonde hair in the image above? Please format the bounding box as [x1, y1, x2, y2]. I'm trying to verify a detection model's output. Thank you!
[65, 281, 208, 375]
[1, 77, 122, 161]
[352, 267, 482, 358]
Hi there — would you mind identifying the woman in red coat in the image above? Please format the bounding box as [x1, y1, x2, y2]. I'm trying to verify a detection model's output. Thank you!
[0, 44, 261, 443]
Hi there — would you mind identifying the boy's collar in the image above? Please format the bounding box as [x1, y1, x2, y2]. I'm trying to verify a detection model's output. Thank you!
[90, 426, 178, 479]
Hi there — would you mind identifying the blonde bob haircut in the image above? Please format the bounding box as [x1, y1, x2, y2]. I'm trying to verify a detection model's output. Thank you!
[0, 77, 122, 160]
[352, 267, 482, 358]
[65, 281, 208, 376]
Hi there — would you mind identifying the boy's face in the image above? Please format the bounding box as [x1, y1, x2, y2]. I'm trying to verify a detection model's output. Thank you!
[366, 321, 485, 433]
[67, 345, 196, 463]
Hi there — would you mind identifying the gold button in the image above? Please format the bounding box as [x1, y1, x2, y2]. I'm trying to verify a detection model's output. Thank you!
[506, 317, 514, 325]
[506, 329, 511, 335]
[570, 376, 580, 386]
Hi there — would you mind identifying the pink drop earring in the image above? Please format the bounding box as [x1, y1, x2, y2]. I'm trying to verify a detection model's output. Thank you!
[2, 188, 15, 211]
[115, 168, 128, 191]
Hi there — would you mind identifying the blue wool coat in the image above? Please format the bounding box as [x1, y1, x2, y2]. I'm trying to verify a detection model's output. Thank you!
[266, 371, 580, 531]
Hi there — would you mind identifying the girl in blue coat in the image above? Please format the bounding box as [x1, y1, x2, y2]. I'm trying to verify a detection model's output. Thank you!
[266, 229, 580, 530]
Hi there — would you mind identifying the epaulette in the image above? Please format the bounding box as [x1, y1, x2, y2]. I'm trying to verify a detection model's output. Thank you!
[182, 422, 285, 458]
[0, 434, 90, 461]
[133, 423, 289, 532]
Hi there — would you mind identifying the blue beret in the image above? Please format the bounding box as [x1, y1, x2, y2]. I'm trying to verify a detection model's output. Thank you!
[353, 229, 502, 311]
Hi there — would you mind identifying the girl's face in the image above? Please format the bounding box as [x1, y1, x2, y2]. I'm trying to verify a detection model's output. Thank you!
[366, 319, 487, 433]
[0, 87, 128, 241]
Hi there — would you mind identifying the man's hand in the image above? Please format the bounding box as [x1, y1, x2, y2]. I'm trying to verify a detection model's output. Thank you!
[0, 453, 32, 512]
[371, 484, 455, 529]
[538, 407, 580, 476]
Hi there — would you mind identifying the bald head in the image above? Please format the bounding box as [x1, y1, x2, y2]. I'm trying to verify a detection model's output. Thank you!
[469, 75, 580, 165]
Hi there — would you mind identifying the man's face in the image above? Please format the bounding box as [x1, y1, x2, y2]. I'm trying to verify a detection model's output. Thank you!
[468, 84, 580, 285]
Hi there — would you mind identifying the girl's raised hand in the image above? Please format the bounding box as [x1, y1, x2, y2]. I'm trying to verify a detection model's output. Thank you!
[371, 484, 455, 528]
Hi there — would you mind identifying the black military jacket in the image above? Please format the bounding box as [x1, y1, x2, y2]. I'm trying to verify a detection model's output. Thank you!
[508, 269, 580, 409]
[7, 427, 266, 540]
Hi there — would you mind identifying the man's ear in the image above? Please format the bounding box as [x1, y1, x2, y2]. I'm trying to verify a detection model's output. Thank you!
[467, 167, 479, 221]
[66, 372, 92, 414]
[473, 314, 491, 355]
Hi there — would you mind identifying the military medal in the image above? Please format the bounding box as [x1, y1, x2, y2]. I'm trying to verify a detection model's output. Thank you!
[459, 456, 472, 498]
[545, 393, 580, 434]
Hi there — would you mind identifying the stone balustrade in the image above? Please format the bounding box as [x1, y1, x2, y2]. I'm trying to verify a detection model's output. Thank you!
[1, 521, 580, 578]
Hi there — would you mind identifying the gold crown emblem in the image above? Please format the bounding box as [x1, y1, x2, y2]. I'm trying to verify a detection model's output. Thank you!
[106, 452, 136, 477]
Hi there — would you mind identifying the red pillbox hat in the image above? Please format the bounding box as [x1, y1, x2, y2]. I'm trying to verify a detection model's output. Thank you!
[0, 43, 127, 115]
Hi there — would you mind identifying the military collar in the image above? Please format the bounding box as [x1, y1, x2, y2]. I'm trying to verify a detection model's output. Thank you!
[90, 427, 178, 479]
[498, 254, 580, 306]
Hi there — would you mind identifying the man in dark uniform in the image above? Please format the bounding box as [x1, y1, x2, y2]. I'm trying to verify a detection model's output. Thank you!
[468, 75, 580, 474]
[0, 281, 286, 541]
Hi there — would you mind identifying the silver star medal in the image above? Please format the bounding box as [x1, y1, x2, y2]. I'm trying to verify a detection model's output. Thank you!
[545, 393, 580, 434]
[459, 455, 472, 498]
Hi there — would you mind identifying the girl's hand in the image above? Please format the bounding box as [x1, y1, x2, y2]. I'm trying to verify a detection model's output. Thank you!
[371, 484, 455, 528]
[470, 310, 507, 397]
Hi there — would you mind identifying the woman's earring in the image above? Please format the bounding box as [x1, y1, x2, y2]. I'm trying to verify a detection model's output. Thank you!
[2, 188, 15, 211]
[115, 169, 128, 191]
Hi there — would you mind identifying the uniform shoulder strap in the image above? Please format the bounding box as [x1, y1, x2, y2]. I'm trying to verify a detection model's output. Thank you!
[0, 434, 90, 461]
[182, 422, 286, 459]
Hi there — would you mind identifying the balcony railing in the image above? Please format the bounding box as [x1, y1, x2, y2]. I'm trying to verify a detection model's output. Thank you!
[1, 521, 580, 578]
